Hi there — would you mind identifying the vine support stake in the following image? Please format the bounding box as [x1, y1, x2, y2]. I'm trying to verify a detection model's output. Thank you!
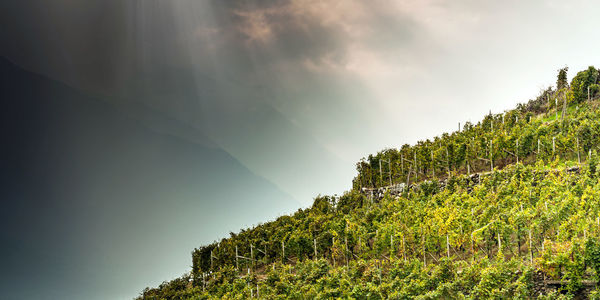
[490, 140, 494, 171]
[529, 229, 533, 265]
[235, 246, 239, 270]
[471, 231, 475, 263]
[446, 234, 450, 258]
[467, 160, 470, 175]
[282, 241, 285, 264]
[345, 236, 349, 266]
[577, 137, 581, 164]
[422, 234, 426, 266]
[250, 244, 254, 269]
[555, 97, 558, 119]
[402, 235, 406, 261]
[390, 233, 394, 258]
[431, 150, 435, 178]
[401, 154, 404, 175]
[414, 151, 418, 182]
[379, 160, 382, 187]
[516, 139, 519, 164]
[497, 232, 501, 257]
[358, 236, 362, 254]
[446, 147, 450, 176]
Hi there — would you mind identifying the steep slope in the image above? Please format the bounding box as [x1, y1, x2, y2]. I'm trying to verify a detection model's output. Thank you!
[143, 163, 600, 299]
[139, 66, 600, 299]
[0, 57, 299, 300]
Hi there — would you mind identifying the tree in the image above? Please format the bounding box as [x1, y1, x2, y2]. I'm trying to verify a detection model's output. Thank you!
[557, 67, 569, 90]
[570, 66, 599, 103]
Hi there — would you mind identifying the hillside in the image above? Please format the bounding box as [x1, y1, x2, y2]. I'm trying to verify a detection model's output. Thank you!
[139, 66, 600, 299]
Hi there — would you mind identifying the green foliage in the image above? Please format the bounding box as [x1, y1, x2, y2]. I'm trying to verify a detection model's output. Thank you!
[589, 150, 598, 178]
[585, 238, 600, 283]
[557, 67, 569, 91]
[570, 66, 599, 103]
[139, 65, 600, 299]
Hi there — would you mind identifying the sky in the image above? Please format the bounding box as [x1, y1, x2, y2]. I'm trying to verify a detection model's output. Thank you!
[2, 0, 600, 299]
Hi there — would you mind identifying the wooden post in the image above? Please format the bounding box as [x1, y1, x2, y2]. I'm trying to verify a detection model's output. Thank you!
[497, 232, 502, 256]
[446, 147, 450, 176]
[402, 235, 406, 261]
[401, 154, 404, 175]
[431, 150, 435, 178]
[414, 151, 418, 181]
[555, 97, 558, 119]
[422, 234, 426, 266]
[379, 160, 382, 186]
[516, 139, 519, 164]
[251, 244, 256, 269]
[446, 234, 450, 258]
[282, 241, 285, 263]
[236, 246, 239, 270]
[529, 229, 533, 265]
[562, 93, 567, 124]
[541, 237, 545, 252]
[490, 140, 494, 171]
[577, 137, 581, 164]
[210, 250, 213, 270]
[471, 231, 475, 262]
[388, 159, 392, 186]
[552, 137, 556, 156]
[345, 235, 348, 266]
[332, 237, 335, 267]
[390, 233, 393, 255]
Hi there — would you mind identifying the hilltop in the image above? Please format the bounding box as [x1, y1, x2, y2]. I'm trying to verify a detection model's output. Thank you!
[139, 66, 600, 299]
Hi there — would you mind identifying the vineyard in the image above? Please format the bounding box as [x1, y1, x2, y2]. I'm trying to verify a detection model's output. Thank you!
[139, 66, 600, 299]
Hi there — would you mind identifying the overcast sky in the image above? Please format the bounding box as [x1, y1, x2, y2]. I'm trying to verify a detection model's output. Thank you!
[3, 0, 600, 201]
[2, 0, 600, 298]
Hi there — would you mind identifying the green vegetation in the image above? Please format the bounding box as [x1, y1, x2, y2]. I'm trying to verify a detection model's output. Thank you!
[139, 66, 600, 299]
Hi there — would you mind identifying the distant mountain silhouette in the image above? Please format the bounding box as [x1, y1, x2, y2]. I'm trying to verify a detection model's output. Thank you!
[0, 57, 299, 300]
